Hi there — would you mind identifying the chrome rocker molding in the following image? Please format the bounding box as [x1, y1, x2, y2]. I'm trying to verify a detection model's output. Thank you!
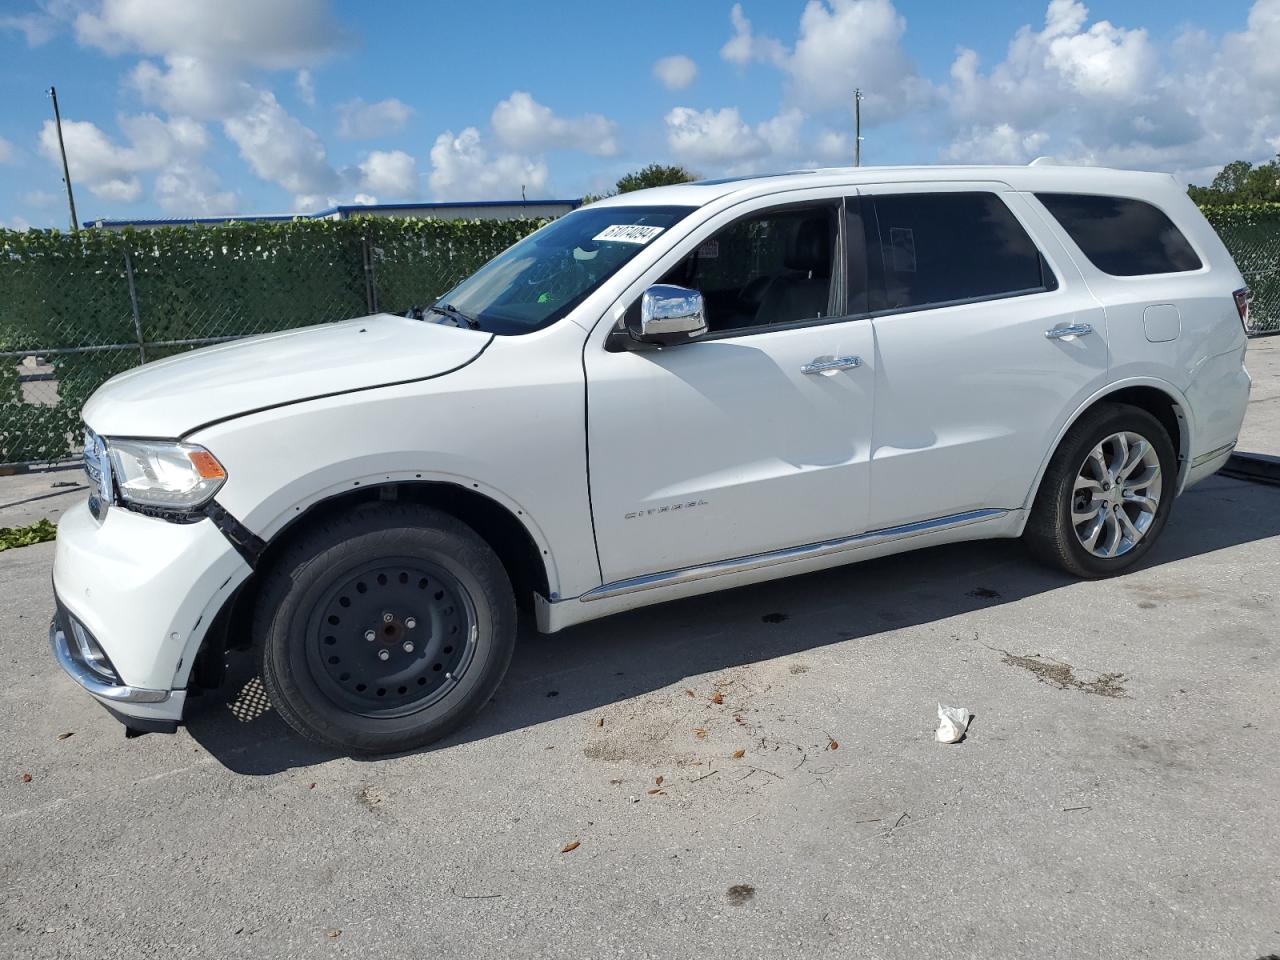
[1189, 441, 1236, 468]
[49, 620, 171, 705]
[579, 508, 1009, 603]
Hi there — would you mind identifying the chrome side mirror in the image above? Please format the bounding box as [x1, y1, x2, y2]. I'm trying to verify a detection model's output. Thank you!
[629, 284, 707, 346]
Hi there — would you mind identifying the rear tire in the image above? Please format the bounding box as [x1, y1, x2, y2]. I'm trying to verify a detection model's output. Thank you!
[256, 503, 516, 755]
[1024, 402, 1176, 578]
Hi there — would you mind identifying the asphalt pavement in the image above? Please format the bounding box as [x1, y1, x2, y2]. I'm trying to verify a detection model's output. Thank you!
[1, 338, 1278, 959]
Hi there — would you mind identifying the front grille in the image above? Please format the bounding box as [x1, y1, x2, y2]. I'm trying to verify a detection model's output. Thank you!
[82, 428, 114, 504]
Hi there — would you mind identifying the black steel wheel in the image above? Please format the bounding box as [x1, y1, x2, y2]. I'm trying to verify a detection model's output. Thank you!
[256, 503, 516, 754]
[307, 559, 478, 717]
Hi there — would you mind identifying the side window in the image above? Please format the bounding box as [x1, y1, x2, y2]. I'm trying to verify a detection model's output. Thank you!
[658, 204, 840, 334]
[865, 192, 1052, 312]
[1035, 193, 1202, 276]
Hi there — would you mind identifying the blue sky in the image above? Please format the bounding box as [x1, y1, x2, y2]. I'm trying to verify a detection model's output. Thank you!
[0, 0, 1275, 228]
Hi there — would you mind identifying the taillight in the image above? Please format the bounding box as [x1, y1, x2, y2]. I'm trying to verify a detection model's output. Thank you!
[1233, 287, 1250, 333]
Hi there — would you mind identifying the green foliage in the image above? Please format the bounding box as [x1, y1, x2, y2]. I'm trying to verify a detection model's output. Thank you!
[0, 216, 548, 464]
[1189, 157, 1280, 205]
[0, 518, 57, 551]
[615, 163, 698, 194]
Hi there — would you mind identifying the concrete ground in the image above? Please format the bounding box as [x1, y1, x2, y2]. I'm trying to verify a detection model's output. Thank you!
[2, 341, 1279, 959]
[1239, 334, 1280, 456]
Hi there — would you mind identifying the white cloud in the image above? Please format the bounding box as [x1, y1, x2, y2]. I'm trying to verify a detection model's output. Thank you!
[0, 10, 58, 46]
[336, 98, 413, 139]
[223, 90, 340, 202]
[0, 137, 15, 164]
[2, 216, 34, 232]
[154, 161, 238, 214]
[653, 54, 697, 91]
[82, 0, 345, 120]
[23, 189, 61, 208]
[721, 3, 786, 67]
[75, 0, 344, 68]
[351, 149, 418, 200]
[946, 123, 1051, 164]
[295, 69, 316, 107]
[129, 55, 254, 120]
[665, 106, 804, 170]
[428, 127, 548, 201]
[490, 91, 619, 157]
[36, 113, 210, 204]
[721, 1, 929, 115]
[939, 0, 1280, 175]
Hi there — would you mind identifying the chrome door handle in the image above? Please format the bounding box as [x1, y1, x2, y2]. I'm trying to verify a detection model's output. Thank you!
[801, 355, 862, 375]
[1045, 323, 1094, 340]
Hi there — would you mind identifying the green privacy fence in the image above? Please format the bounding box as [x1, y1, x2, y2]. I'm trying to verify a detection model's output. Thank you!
[0, 217, 547, 465]
[2, 204, 1279, 466]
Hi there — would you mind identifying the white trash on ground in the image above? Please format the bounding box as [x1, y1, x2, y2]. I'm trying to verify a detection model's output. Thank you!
[935, 704, 971, 744]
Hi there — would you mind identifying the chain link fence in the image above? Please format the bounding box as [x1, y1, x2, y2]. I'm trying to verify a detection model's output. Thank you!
[1, 218, 546, 466]
[2, 209, 1277, 468]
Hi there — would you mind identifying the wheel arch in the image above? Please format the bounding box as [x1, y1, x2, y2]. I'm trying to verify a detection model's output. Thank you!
[181, 479, 555, 695]
[1018, 377, 1192, 531]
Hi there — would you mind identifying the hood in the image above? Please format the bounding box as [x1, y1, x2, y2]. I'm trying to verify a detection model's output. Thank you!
[82, 313, 492, 438]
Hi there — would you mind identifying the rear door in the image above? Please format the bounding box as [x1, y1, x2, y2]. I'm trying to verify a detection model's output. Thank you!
[858, 183, 1110, 528]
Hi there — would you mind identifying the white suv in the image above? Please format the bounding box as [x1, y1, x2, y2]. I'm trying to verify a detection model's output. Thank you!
[52, 164, 1252, 753]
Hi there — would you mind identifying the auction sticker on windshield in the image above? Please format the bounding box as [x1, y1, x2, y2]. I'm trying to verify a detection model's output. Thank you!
[593, 224, 666, 244]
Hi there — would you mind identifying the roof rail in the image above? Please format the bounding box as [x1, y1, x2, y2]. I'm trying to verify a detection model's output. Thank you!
[1028, 156, 1058, 166]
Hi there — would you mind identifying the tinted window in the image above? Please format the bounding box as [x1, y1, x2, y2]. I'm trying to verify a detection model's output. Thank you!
[437, 205, 693, 334]
[1036, 193, 1202, 276]
[658, 204, 840, 333]
[866, 192, 1049, 312]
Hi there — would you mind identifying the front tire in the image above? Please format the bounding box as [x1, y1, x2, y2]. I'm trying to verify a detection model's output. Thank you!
[1024, 402, 1176, 579]
[256, 504, 516, 755]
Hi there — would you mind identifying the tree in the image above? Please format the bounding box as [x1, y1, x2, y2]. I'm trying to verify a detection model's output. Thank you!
[615, 164, 697, 194]
[1190, 156, 1280, 204]
[1211, 160, 1253, 195]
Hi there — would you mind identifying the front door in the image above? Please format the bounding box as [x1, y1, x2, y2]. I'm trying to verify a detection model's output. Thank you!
[585, 198, 877, 585]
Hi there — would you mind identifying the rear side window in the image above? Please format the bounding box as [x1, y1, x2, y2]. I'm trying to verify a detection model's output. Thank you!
[865, 192, 1053, 313]
[1035, 193, 1202, 276]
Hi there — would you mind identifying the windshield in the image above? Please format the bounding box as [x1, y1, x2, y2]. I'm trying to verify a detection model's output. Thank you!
[432, 205, 695, 334]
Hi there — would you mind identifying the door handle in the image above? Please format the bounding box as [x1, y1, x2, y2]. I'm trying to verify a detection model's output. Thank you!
[801, 355, 862, 375]
[1045, 322, 1094, 341]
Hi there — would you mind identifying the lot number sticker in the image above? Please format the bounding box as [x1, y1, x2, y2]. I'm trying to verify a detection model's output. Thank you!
[593, 224, 666, 244]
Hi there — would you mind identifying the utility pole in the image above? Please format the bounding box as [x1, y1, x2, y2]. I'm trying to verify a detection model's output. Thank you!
[854, 88, 864, 167]
[47, 86, 79, 232]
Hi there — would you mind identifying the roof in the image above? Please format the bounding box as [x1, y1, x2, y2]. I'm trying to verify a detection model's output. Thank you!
[591, 162, 1182, 209]
[84, 198, 581, 229]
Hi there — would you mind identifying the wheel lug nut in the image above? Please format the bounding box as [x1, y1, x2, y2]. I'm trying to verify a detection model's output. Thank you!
[402, 641, 414, 653]
[364, 630, 376, 642]
[405, 617, 416, 629]
[382, 612, 394, 624]
[377, 649, 390, 661]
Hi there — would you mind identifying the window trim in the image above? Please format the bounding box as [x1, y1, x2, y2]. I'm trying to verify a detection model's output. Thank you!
[861, 189, 1062, 319]
[1032, 191, 1205, 279]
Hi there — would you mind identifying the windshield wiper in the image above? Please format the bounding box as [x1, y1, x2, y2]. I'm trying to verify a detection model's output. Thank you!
[426, 302, 480, 330]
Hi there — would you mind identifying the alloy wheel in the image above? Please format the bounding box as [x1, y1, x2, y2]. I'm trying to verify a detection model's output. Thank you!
[1070, 430, 1163, 559]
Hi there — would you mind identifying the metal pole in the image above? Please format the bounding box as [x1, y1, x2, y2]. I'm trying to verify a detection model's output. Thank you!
[123, 248, 146, 364]
[854, 88, 863, 167]
[47, 86, 79, 232]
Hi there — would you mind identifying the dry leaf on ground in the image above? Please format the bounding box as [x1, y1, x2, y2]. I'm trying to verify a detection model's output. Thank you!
[560, 840, 581, 853]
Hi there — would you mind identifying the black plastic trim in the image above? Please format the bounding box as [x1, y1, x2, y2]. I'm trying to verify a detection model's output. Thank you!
[203, 500, 266, 567]
[100, 702, 179, 736]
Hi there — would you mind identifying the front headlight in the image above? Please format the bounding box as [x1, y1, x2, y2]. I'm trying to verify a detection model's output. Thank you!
[106, 439, 227, 509]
